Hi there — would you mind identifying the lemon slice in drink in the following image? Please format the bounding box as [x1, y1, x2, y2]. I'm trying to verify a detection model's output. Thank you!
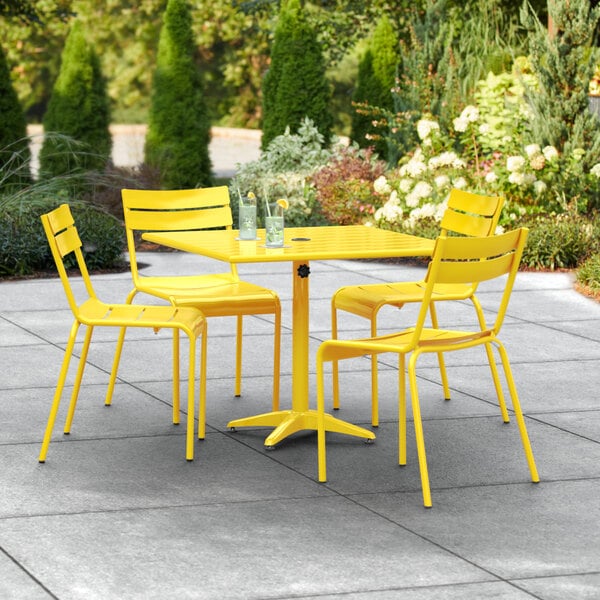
[276, 198, 289, 210]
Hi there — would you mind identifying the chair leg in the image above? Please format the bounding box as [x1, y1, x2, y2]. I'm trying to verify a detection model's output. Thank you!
[429, 302, 451, 400]
[331, 302, 340, 410]
[316, 347, 327, 483]
[408, 352, 433, 508]
[471, 296, 510, 422]
[272, 304, 281, 411]
[186, 332, 196, 461]
[105, 326, 126, 407]
[64, 326, 94, 434]
[496, 342, 539, 482]
[39, 322, 80, 463]
[105, 290, 138, 406]
[198, 322, 208, 441]
[172, 329, 180, 425]
[370, 316, 379, 427]
[234, 315, 243, 397]
[398, 353, 407, 466]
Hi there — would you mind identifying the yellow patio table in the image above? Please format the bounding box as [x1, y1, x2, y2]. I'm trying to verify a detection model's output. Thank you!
[142, 225, 435, 448]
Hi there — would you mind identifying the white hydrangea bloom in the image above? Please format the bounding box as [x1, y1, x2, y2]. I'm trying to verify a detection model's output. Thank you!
[485, 171, 498, 183]
[435, 201, 448, 221]
[508, 171, 526, 185]
[461, 105, 479, 122]
[453, 177, 467, 189]
[434, 174, 450, 188]
[399, 179, 413, 193]
[533, 180, 547, 195]
[506, 155, 526, 172]
[399, 152, 427, 178]
[416, 119, 439, 141]
[405, 191, 420, 208]
[373, 175, 391, 195]
[453, 116, 469, 132]
[591, 163, 600, 178]
[525, 144, 541, 158]
[412, 181, 433, 200]
[542, 145, 559, 161]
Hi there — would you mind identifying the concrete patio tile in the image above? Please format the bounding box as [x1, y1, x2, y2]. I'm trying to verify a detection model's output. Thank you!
[516, 573, 600, 599]
[0, 553, 52, 600]
[0, 318, 44, 346]
[0, 383, 209, 445]
[353, 479, 600, 580]
[0, 433, 332, 519]
[0, 496, 491, 600]
[531, 409, 600, 443]
[0, 344, 110, 390]
[431, 361, 600, 413]
[300, 581, 538, 599]
[231, 416, 600, 496]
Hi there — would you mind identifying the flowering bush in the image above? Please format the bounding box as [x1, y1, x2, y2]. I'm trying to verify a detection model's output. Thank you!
[373, 102, 600, 234]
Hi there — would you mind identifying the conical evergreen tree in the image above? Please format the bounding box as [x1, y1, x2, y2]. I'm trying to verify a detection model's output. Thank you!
[0, 43, 30, 188]
[261, 0, 333, 150]
[39, 20, 112, 178]
[350, 15, 399, 162]
[145, 0, 212, 189]
[521, 0, 600, 168]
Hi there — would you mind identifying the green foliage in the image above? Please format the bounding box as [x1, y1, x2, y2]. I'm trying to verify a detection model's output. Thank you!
[145, 0, 212, 189]
[310, 145, 387, 225]
[261, 0, 333, 150]
[350, 15, 399, 161]
[521, 0, 600, 170]
[0, 43, 30, 188]
[231, 118, 332, 227]
[577, 252, 600, 293]
[0, 200, 125, 277]
[39, 20, 112, 179]
[518, 212, 600, 271]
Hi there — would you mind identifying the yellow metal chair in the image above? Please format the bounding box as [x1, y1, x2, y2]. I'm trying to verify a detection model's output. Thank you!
[39, 204, 207, 462]
[108, 187, 281, 438]
[331, 189, 505, 426]
[317, 228, 539, 507]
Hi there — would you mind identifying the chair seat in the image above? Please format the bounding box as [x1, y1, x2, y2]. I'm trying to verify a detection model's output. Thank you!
[334, 281, 477, 319]
[78, 297, 205, 335]
[135, 274, 280, 315]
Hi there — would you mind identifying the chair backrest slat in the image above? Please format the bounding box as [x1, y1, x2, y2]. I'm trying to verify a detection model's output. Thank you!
[122, 187, 233, 231]
[41, 204, 97, 316]
[419, 228, 528, 337]
[122, 186, 236, 283]
[440, 189, 503, 238]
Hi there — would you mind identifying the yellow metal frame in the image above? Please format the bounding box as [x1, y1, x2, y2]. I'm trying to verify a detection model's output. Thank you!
[141, 226, 435, 447]
[316, 228, 539, 507]
[39, 204, 207, 462]
[331, 189, 506, 426]
[110, 187, 282, 432]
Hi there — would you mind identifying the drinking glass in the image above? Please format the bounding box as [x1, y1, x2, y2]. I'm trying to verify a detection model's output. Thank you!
[239, 194, 257, 240]
[265, 203, 284, 248]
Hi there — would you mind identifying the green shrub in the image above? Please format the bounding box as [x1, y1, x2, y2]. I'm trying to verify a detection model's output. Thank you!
[145, 0, 212, 189]
[39, 20, 112, 179]
[350, 15, 399, 162]
[577, 253, 600, 293]
[518, 213, 600, 270]
[0, 200, 125, 277]
[230, 118, 332, 227]
[0, 44, 30, 189]
[261, 0, 333, 149]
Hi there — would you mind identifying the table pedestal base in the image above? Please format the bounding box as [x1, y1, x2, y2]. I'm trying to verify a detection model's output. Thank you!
[227, 410, 376, 447]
